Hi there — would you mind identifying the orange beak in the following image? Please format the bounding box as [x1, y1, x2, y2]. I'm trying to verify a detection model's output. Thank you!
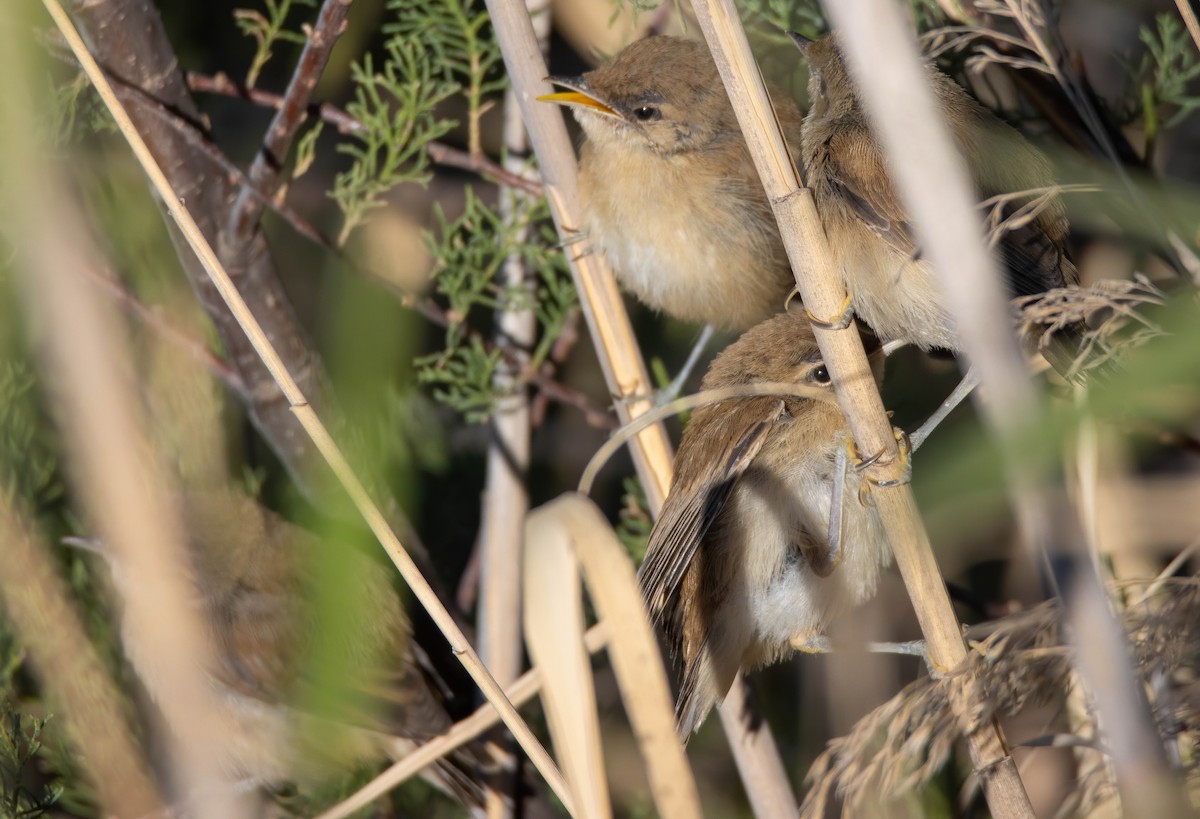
[537, 77, 619, 117]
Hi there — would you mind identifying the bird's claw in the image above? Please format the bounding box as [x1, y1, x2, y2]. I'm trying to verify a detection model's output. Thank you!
[851, 427, 912, 491]
[805, 293, 855, 330]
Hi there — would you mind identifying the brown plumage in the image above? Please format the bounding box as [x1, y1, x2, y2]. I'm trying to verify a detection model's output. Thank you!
[796, 33, 1078, 354]
[638, 311, 891, 736]
[84, 491, 482, 805]
[541, 36, 806, 330]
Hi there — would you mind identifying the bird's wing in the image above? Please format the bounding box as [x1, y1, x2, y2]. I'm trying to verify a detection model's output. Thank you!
[821, 127, 919, 261]
[638, 397, 784, 626]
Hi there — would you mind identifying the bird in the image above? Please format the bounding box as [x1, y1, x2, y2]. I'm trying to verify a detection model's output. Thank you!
[637, 309, 893, 736]
[794, 32, 1079, 356]
[71, 490, 483, 806]
[539, 35, 806, 332]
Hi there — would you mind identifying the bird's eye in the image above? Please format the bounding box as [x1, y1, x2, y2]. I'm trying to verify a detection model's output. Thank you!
[633, 106, 660, 121]
[811, 365, 831, 384]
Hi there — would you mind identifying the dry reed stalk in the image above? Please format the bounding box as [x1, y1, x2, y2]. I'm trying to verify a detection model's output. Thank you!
[0, 502, 163, 818]
[39, 1, 575, 810]
[486, 0, 803, 813]
[687, 0, 1035, 815]
[823, 2, 1188, 815]
[526, 495, 703, 819]
[1177, 0, 1200, 57]
[524, 502, 616, 819]
[478, 6, 548, 814]
[318, 626, 612, 819]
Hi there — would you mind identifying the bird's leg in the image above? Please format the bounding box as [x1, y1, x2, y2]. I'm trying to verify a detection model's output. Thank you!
[804, 292, 855, 331]
[789, 633, 832, 653]
[660, 324, 715, 405]
[789, 634, 930, 665]
[826, 439, 851, 568]
[618, 324, 716, 407]
[909, 367, 980, 451]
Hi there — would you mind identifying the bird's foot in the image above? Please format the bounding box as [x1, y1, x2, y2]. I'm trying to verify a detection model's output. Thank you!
[851, 427, 912, 492]
[789, 633, 832, 654]
[805, 292, 855, 331]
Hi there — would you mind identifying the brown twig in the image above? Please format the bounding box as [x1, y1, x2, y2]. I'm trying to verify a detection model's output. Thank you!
[227, 0, 355, 236]
[82, 263, 247, 395]
[185, 71, 543, 195]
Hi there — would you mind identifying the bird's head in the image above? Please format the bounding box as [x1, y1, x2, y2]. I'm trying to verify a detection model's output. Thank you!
[540, 36, 738, 156]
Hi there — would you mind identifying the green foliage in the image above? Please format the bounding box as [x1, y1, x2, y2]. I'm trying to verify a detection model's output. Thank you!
[0, 363, 60, 510]
[332, 46, 457, 244]
[1124, 13, 1200, 153]
[416, 188, 575, 422]
[234, 0, 317, 88]
[333, 0, 507, 243]
[0, 707, 62, 819]
[616, 477, 652, 564]
[386, 0, 506, 153]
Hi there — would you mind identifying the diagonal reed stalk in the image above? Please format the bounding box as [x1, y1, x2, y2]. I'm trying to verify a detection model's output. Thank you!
[38, 0, 575, 812]
[687, 0, 1036, 815]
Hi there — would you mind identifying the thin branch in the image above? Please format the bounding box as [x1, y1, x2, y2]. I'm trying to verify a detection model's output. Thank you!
[185, 71, 543, 195]
[83, 263, 247, 395]
[227, 0, 354, 236]
[45, 2, 575, 810]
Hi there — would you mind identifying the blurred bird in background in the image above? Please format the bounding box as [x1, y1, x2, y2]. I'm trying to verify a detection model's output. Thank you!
[638, 310, 893, 736]
[70, 490, 484, 809]
[795, 32, 1079, 356]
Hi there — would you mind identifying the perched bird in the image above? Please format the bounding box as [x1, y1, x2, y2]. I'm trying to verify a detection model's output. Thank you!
[794, 32, 1078, 354]
[73, 491, 482, 805]
[638, 310, 892, 736]
[540, 36, 806, 331]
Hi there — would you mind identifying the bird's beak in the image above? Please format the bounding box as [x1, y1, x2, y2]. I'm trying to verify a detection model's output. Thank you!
[787, 31, 813, 53]
[538, 76, 619, 118]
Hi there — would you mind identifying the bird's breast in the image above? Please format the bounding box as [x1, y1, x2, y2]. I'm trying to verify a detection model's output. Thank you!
[578, 144, 792, 330]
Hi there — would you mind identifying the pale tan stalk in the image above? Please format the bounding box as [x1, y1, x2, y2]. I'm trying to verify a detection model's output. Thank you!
[478, 4, 547, 814]
[686, 0, 1035, 815]
[0, 503, 163, 818]
[528, 495, 702, 819]
[40, 0, 573, 810]
[1176, 0, 1200, 61]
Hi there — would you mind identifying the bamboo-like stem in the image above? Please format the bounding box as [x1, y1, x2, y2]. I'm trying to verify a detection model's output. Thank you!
[478, 2, 549, 812]
[40, 1, 574, 811]
[487, 0, 803, 813]
[686, 0, 1035, 816]
[821, 2, 1186, 815]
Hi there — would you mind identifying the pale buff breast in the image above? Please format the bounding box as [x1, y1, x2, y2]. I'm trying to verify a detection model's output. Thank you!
[709, 434, 891, 675]
[578, 142, 793, 331]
